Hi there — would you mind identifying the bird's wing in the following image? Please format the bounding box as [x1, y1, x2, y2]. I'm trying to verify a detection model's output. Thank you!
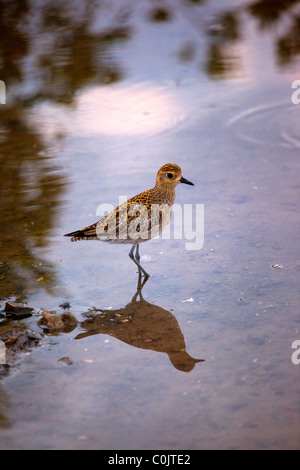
[64, 190, 171, 241]
[64, 220, 99, 241]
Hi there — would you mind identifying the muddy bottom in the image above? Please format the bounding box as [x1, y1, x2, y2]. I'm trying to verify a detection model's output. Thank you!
[0, 320, 43, 378]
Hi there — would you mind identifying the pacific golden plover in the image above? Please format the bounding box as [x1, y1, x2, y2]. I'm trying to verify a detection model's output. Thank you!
[64, 163, 194, 278]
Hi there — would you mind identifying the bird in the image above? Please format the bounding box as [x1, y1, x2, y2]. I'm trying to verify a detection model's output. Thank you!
[64, 163, 194, 278]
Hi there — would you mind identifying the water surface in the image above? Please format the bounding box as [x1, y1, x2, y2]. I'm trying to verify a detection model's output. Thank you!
[0, 0, 299, 450]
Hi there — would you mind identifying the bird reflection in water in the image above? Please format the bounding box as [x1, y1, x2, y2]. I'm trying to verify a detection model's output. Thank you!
[75, 274, 204, 372]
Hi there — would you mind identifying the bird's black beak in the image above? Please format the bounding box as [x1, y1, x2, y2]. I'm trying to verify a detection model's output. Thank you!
[180, 176, 194, 186]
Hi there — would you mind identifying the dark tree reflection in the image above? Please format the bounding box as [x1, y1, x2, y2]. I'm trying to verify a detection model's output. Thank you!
[247, 0, 300, 66]
[277, 15, 300, 65]
[174, 0, 300, 77]
[247, 0, 299, 27]
[209, 0, 300, 75]
[0, 0, 131, 300]
[0, 105, 64, 298]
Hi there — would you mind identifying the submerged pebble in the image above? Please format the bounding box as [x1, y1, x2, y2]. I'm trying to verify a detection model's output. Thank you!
[4, 301, 34, 319]
[58, 356, 73, 366]
[39, 310, 78, 333]
[59, 302, 71, 310]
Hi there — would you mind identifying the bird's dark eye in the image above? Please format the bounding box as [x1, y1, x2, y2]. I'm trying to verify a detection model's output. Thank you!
[167, 173, 173, 179]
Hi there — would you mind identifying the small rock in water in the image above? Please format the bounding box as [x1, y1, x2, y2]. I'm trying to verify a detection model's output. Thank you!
[272, 264, 283, 269]
[58, 356, 73, 366]
[39, 310, 78, 332]
[4, 302, 34, 319]
[59, 302, 71, 310]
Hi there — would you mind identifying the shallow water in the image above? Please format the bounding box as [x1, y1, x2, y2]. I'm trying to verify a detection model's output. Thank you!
[0, 0, 300, 450]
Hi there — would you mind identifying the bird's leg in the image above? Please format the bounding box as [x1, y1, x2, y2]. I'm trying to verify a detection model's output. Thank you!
[128, 244, 150, 279]
[129, 244, 136, 262]
[137, 269, 149, 291]
[135, 243, 140, 262]
[132, 270, 148, 302]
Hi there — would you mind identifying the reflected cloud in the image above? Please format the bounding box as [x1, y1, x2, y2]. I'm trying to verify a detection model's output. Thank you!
[33, 82, 184, 138]
[75, 276, 204, 372]
[74, 84, 182, 136]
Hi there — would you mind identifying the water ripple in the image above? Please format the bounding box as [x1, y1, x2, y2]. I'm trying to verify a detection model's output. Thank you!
[227, 100, 300, 149]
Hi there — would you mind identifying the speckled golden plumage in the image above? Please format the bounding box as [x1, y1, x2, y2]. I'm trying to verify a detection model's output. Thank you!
[64, 163, 194, 277]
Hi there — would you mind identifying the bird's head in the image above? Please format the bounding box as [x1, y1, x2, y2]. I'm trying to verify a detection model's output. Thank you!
[156, 163, 194, 187]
